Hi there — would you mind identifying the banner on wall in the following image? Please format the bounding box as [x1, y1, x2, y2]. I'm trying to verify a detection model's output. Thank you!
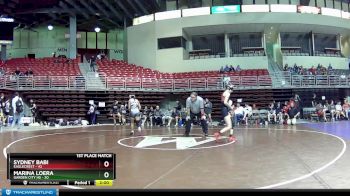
[64, 33, 82, 39]
[341, 11, 350, 19]
[133, 14, 154, 25]
[182, 7, 210, 17]
[297, 6, 320, 14]
[321, 7, 341, 18]
[155, 10, 181, 21]
[113, 49, 123, 54]
[241, 5, 269, 13]
[211, 5, 240, 14]
[270, 4, 297, 13]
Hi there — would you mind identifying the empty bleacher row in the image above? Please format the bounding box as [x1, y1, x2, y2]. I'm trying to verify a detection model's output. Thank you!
[2, 58, 81, 76]
[97, 59, 268, 79]
[21, 91, 168, 122]
[21, 91, 86, 121]
[1, 58, 268, 81]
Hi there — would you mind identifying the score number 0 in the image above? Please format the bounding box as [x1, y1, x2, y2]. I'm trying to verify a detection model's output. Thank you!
[104, 161, 110, 178]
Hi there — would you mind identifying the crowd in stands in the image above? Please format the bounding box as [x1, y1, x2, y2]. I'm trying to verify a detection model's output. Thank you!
[220, 65, 242, 73]
[0, 92, 39, 130]
[11, 67, 34, 77]
[108, 99, 213, 127]
[53, 92, 349, 127]
[284, 63, 333, 75]
[221, 93, 349, 126]
[310, 93, 350, 122]
[217, 96, 302, 126]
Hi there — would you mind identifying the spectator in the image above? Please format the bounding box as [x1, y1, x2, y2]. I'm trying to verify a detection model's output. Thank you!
[328, 100, 336, 121]
[179, 108, 187, 127]
[219, 66, 224, 74]
[243, 103, 252, 125]
[287, 102, 300, 125]
[315, 102, 327, 122]
[25, 68, 33, 76]
[267, 102, 277, 124]
[29, 99, 38, 123]
[311, 93, 317, 107]
[224, 65, 230, 73]
[204, 98, 213, 125]
[169, 107, 179, 127]
[120, 105, 127, 125]
[3, 97, 11, 126]
[309, 66, 316, 75]
[267, 102, 277, 123]
[88, 104, 96, 125]
[233, 103, 244, 126]
[335, 101, 344, 120]
[148, 106, 154, 126]
[0, 93, 5, 124]
[275, 102, 283, 123]
[230, 65, 235, 72]
[175, 101, 182, 113]
[0, 93, 5, 104]
[0, 67, 5, 76]
[251, 103, 261, 125]
[294, 93, 302, 118]
[153, 105, 163, 126]
[111, 100, 121, 126]
[236, 65, 241, 72]
[141, 106, 149, 127]
[11, 92, 24, 130]
[328, 63, 333, 72]
[97, 53, 102, 60]
[162, 108, 172, 127]
[90, 56, 96, 72]
[14, 67, 21, 76]
[343, 99, 350, 120]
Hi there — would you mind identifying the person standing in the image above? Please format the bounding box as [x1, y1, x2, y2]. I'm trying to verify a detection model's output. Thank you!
[184, 92, 208, 137]
[4, 98, 11, 126]
[0, 93, 6, 125]
[11, 92, 24, 130]
[214, 85, 236, 142]
[90, 56, 96, 72]
[128, 95, 142, 135]
[204, 98, 213, 125]
[88, 103, 96, 125]
[29, 99, 38, 123]
[111, 100, 121, 126]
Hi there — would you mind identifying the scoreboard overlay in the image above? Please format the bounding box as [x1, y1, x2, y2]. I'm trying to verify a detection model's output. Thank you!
[7, 153, 116, 186]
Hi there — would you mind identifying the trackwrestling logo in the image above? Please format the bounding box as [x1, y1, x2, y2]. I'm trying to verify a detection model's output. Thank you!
[118, 135, 235, 150]
[2, 188, 57, 196]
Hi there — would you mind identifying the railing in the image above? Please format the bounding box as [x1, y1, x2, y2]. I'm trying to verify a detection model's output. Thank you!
[1, 73, 349, 91]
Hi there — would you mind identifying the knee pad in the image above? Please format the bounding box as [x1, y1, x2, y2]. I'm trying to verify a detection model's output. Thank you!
[292, 118, 296, 125]
[287, 119, 291, 125]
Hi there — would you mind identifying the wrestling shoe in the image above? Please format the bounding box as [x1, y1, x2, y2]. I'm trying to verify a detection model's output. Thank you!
[228, 135, 236, 142]
[214, 132, 221, 142]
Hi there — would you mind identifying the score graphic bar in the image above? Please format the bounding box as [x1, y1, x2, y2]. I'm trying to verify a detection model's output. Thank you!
[7, 153, 116, 186]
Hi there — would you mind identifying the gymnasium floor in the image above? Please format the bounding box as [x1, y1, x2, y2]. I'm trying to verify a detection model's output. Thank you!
[0, 121, 349, 190]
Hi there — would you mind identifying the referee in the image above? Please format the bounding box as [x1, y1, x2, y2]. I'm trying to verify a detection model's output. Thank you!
[184, 92, 208, 137]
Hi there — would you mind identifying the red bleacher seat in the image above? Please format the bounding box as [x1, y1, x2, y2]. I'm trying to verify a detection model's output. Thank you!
[2, 57, 81, 76]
